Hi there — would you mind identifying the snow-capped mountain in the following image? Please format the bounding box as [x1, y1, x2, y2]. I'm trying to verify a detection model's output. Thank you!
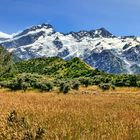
[1, 23, 140, 74]
[0, 32, 12, 41]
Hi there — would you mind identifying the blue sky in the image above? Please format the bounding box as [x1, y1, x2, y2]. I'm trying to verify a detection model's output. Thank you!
[0, 0, 140, 36]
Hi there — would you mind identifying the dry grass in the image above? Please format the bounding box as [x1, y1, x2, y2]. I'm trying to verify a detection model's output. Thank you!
[0, 87, 140, 140]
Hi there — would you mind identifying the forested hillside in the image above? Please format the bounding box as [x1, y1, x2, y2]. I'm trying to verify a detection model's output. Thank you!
[15, 57, 102, 78]
[0, 46, 15, 79]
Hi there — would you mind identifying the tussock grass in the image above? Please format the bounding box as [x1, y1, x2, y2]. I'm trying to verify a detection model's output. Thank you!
[0, 87, 140, 139]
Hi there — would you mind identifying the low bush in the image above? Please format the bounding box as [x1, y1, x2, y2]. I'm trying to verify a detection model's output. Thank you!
[99, 83, 115, 91]
[71, 81, 80, 90]
[78, 77, 92, 87]
[59, 82, 71, 94]
[35, 81, 53, 92]
[136, 81, 140, 87]
[5, 110, 45, 140]
[63, 84, 71, 94]
[0, 73, 43, 91]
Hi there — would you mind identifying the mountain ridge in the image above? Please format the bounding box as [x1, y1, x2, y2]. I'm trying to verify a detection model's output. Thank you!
[1, 23, 140, 74]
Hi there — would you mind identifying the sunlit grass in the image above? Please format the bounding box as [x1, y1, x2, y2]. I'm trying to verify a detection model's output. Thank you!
[0, 87, 140, 139]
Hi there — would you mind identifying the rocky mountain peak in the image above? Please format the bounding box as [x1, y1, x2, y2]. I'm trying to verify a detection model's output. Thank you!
[1, 23, 140, 74]
[91, 27, 113, 38]
[68, 27, 113, 40]
[14, 23, 54, 38]
[30, 23, 53, 30]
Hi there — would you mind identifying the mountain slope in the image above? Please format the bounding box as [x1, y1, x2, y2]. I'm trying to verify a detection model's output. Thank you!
[0, 32, 12, 41]
[0, 46, 15, 78]
[1, 23, 140, 74]
[16, 57, 102, 78]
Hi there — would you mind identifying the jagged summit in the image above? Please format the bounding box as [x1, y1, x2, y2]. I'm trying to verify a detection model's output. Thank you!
[13, 23, 54, 38]
[67, 27, 113, 40]
[33, 23, 53, 29]
[94, 27, 113, 37]
[26, 23, 54, 31]
[1, 23, 140, 74]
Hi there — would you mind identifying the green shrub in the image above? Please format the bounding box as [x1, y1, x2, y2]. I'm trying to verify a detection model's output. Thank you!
[1, 73, 42, 91]
[79, 77, 91, 87]
[71, 81, 80, 90]
[59, 82, 71, 94]
[2, 79, 30, 91]
[63, 84, 71, 94]
[0, 81, 10, 88]
[7, 78, 23, 91]
[21, 82, 31, 92]
[111, 84, 116, 90]
[136, 81, 140, 87]
[59, 82, 65, 92]
[85, 75, 111, 86]
[112, 75, 138, 87]
[99, 83, 112, 91]
[35, 81, 53, 92]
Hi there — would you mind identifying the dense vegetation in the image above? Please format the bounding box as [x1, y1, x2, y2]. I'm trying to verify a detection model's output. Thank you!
[15, 57, 102, 78]
[0, 46, 16, 79]
[1, 45, 140, 93]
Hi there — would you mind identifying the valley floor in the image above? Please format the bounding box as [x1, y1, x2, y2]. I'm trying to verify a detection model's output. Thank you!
[0, 87, 140, 140]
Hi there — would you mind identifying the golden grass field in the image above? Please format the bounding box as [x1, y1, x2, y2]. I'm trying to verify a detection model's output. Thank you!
[0, 86, 140, 140]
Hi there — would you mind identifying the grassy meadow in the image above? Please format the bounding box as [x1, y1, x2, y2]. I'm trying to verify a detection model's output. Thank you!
[0, 87, 140, 140]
